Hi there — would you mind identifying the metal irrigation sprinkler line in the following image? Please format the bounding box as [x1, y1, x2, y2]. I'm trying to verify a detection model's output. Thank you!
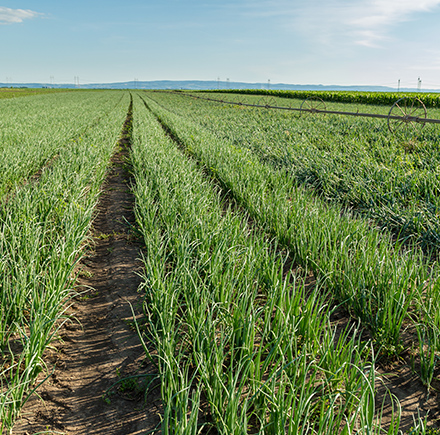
[167, 91, 440, 133]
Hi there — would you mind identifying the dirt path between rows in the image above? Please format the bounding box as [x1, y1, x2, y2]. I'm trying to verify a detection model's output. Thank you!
[14, 116, 162, 434]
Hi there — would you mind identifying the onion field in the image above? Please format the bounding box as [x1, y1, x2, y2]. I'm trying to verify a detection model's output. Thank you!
[133, 90, 440, 434]
[0, 90, 129, 432]
[1, 89, 440, 433]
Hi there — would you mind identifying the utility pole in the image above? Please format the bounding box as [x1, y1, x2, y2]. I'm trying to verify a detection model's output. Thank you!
[397, 79, 400, 92]
[268, 79, 271, 90]
[417, 77, 422, 91]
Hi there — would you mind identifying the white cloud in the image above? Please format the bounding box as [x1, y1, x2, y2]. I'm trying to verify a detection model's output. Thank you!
[241, 0, 440, 49]
[0, 7, 42, 25]
[349, 0, 440, 46]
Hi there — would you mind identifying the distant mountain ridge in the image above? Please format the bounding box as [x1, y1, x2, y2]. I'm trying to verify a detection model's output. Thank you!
[1, 80, 438, 93]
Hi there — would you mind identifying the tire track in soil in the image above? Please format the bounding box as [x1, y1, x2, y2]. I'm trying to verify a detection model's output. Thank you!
[13, 103, 162, 435]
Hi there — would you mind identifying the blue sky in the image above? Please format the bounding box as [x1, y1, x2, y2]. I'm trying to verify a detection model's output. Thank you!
[1, 0, 440, 88]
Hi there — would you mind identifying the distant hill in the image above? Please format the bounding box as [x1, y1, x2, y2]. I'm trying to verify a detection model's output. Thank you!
[1, 80, 438, 93]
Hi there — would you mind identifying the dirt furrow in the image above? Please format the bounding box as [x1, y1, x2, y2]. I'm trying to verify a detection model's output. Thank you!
[14, 107, 161, 435]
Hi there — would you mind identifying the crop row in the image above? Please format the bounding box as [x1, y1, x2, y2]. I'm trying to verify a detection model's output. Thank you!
[0, 91, 123, 200]
[0, 88, 70, 100]
[139, 91, 440, 387]
[205, 88, 440, 108]
[0, 91, 129, 432]
[148, 91, 440, 252]
[131, 95, 394, 433]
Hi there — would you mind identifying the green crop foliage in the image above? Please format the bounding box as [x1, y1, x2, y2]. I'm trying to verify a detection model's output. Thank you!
[0, 90, 129, 431]
[0, 90, 123, 200]
[151, 91, 440, 252]
[0, 87, 72, 100]
[2, 87, 438, 433]
[130, 94, 407, 433]
[205, 88, 440, 108]
[138, 91, 440, 421]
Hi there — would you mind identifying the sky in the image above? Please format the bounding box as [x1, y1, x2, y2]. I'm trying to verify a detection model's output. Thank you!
[1, 0, 440, 89]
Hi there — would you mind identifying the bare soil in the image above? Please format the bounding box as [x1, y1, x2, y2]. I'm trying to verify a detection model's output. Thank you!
[375, 336, 440, 432]
[13, 136, 161, 434]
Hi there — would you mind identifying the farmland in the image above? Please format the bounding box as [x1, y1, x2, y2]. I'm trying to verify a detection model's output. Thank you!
[0, 88, 74, 100]
[0, 90, 129, 432]
[1, 89, 440, 433]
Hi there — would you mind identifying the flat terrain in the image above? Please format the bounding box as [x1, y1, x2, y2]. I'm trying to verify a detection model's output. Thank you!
[14, 124, 161, 435]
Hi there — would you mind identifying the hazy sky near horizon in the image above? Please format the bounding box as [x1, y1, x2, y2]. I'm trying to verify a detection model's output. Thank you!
[2, 0, 440, 88]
